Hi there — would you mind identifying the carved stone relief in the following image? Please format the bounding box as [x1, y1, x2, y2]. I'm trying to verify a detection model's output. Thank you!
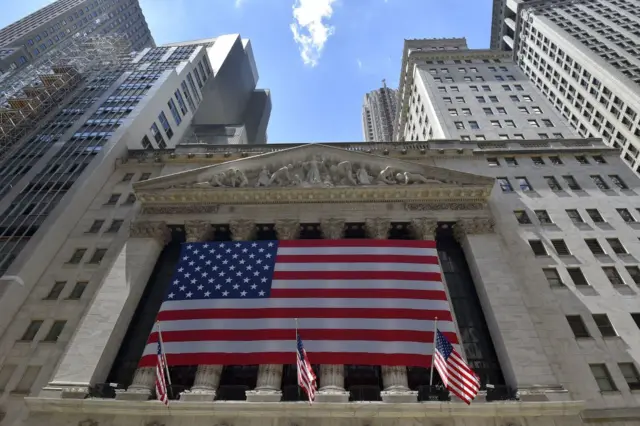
[364, 218, 391, 240]
[129, 221, 171, 245]
[142, 203, 219, 214]
[320, 218, 345, 239]
[275, 219, 301, 240]
[184, 220, 212, 242]
[453, 217, 496, 242]
[404, 202, 486, 211]
[229, 219, 256, 241]
[410, 218, 438, 240]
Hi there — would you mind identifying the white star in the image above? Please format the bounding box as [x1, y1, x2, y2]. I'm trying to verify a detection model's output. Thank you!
[244, 277, 250, 283]
[257, 259, 263, 264]
[222, 291, 229, 296]
[254, 271, 260, 276]
[216, 254, 222, 259]
[242, 248, 248, 253]
[204, 291, 211, 297]
[251, 242, 257, 247]
[189, 261, 195, 266]
[259, 248, 264, 253]
[226, 248, 231, 253]
[230, 265, 236, 271]
[268, 242, 274, 247]
[184, 273, 191, 278]
[206, 260, 212, 265]
[178, 267, 184, 272]
[233, 284, 240, 290]
[186, 292, 193, 298]
[191, 279, 196, 284]
[263, 265, 270, 270]
[261, 277, 268, 283]
[239, 259, 245, 264]
[203, 244, 209, 248]
[197, 284, 204, 290]
[219, 272, 225, 277]
[259, 290, 265, 296]
[219, 243, 225, 248]
[209, 249, 215, 254]
[249, 254, 255, 259]
[199, 255, 205, 260]
[215, 284, 222, 290]
[240, 291, 247, 296]
[202, 272, 208, 277]
[222, 260, 228, 265]
[193, 249, 199, 254]
[173, 280, 179, 285]
[226, 277, 232, 283]
[251, 284, 257, 289]
[195, 266, 201, 271]
[237, 271, 243, 276]
[208, 278, 214, 283]
[247, 265, 253, 270]
[187, 244, 193, 250]
[265, 254, 272, 258]
[179, 285, 186, 291]
[213, 266, 218, 271]
[232, 254, 238, 259]
[182, 256, 189, 261]
[168, 292, 175, 298]
[235, 243, 241, 248]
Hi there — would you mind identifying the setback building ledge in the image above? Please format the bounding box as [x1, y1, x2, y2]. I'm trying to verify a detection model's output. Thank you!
[24, 397, 584, 419]
[582, 406, 640, 422]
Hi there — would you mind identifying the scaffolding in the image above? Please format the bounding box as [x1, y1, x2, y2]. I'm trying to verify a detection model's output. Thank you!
[0, 34, 133, 163]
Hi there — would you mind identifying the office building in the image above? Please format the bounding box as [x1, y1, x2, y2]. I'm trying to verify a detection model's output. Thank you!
[0, 0, 154, 74]
[362, 81, 397, 141]
[394, 38, 577, 142]
[491, 0, 640, 173]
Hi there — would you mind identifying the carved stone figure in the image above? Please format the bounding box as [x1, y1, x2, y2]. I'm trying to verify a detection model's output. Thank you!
[291, 173, 304, 186]
[356, 165, 373, 185]
[227, 169, 248, 187]
[330, 161, 357, 186]
[322, 174, 334, 188]
[304, 156, 324, 185]
[395, 171, 442, 185]
[269, 164, 292, 186]
[255, 166, 271, 187]
[209, 172, 228, 187]
[377, 166, 396, 185]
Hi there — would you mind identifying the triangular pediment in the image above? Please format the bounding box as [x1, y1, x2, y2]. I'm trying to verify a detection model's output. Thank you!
[133, 144, 494, 206]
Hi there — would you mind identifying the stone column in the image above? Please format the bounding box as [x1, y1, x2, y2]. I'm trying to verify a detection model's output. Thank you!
[453, 217, 566, 401]
[315, 218, 350, 402]
[180, 221, 223, 402]
[246, 219, 299, 403]
[365, 218, 418, 403]
[41, 220, 170, 401]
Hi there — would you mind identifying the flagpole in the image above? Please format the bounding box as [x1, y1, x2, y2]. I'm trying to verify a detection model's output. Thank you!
[157, 320, 174, 400]
[429, 317, 438, 387]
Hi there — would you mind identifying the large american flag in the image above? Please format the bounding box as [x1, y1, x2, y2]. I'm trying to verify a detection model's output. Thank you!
[434, 330, 480, 404]
[139, 239, 457, 367]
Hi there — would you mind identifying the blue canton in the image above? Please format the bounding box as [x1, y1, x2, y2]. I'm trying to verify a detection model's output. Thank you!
[166, 240, 279, 301]
[296, 334, 306, 360]
[435, 330, 453, 360]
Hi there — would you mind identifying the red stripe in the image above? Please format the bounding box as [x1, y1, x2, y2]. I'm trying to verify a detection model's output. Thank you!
[277, 239, 436, 248]
[275, 254, 439, 264]
[270, 288, 448, 300]
[271, 271, 442, 281]
[147, 329, 459, 344]
[156, 307, 454, 322]
[139, 352, 434, 368]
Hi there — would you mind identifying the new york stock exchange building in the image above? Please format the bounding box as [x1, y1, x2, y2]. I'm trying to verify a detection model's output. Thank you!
[10, 140, 640, 426]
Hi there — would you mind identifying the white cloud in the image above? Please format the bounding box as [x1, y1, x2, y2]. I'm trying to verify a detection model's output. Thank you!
[290, 0, 338, 67]
[234, 0, 244, 8]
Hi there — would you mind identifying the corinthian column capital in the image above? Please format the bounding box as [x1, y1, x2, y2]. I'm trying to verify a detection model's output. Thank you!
[453, 217, 495, 242]
[410, 218, 438, 240]
[320, 218, 345, 239]
[184, 220, 212, 242]
[129, 221, 171, 246]
[229, 219, 256, 241]
[274, 219, 300, 240]
[365, 218, 391, 240]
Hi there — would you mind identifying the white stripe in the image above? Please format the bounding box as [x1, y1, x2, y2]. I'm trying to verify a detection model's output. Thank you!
[274, 262, 441, 273]
[143, 340, 436, 357]
[160, 298, 450, 311]
[272, 280, 444, 290]
[277, 247, 437, 256]
[154, 318, 457, 333]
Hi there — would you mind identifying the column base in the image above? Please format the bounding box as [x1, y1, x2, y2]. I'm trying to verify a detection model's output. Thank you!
[179, 389, 216, 402]
[245, 388, 282, 402]
[315, 389, 350, 403]
[381, 389, 418, 403]
[115, 388, 152, 401]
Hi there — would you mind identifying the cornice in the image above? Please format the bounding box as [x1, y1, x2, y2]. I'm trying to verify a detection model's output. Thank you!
[24, 397, 585, 419]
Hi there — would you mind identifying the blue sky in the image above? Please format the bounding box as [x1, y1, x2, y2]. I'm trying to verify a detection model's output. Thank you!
[1, 0, 492, 142]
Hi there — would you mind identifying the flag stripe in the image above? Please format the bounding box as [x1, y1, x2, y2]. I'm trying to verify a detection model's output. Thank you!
[158, 299, 451, 311]
[270, 288, 448, 300]
[434, 330, 479, 405]
[274, 262, 441, 273]
[271, 270, 442, 281]
[146, 329, 460, 344]
[278, 239, 437, 248]
[275, 254, 439, 264]
[271, 279, 444, 290]
[156, 307, 454, 322]
[139, 352, 435, 367]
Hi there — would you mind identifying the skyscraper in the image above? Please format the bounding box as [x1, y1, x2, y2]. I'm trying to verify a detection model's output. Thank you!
[394, 38, 577, 141]
[362, 81, 397, 141]
[0, 0, 154, 73]
[491, 0, 640, 173]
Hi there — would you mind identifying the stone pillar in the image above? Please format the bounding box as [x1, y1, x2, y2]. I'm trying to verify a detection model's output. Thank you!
[365, 218, 418, 403]
[246, 219, 299, 403]
[40, 221, 171, 401]
[453, 217, 566, 401]
[180, 221, 223, 401]
[315, 218, 350, 402]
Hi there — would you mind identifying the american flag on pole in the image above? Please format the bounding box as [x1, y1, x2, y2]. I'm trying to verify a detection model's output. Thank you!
[296, 331, 317, 403]
[139, 239, 458, 367]
[155, 340, 169, 405]
[434, 330, 480, 404]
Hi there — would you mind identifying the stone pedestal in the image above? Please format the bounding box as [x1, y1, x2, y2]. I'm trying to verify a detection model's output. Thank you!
[316, 364, 349, 402]
[180, 364, 223, 401]
[115, 367, 154, 401]
[381, 366, 417, 403]
[245, 364, 283, 402]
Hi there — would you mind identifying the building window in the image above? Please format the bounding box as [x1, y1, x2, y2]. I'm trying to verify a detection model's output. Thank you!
[158, 112, 174, 139]
[174, 89, 189, 115]
[542, 119, 554, 127]
[514, 210, 531, 224]
[150, 123, 166, 146]
[591, 175, 610, 190]
[105, 194, 120, 205]
[124, 193, 136, 205]
[609, 175, 628, 190]
[626, 266, 640, 285]
[562, 176, 581, 190]
[567, 268, 589, 286]
[619, 363, 640, 390]
[106, 220, 123, 233]
[140, 173, 151, 181]
[487, 157, 500, 167]
[527, 119, 539, 127]
[43, 320, 66, 342]
[529, 240, 547, 256]
[168, 99, 182, 126]
[67, 249, 86, 264]
[545, 176, 562, 191]
[593, 155, 607, 164]
[550, 156, 563, 165]
[566, 315, 590, 338]
[551, 239, 570, 255]
[576, 156, 589, 165]
[543, 268, 563, 287]
[516, 176, 533, 191]
[496, 107, 506, 115]
[603, 266, 625, 286]
[490, 120, 501, 128]
[532, 156, 545, 166]
[497, 177, 513, 192]
[504, 157, 518, 166]
[566, 209, 584, 224]
[86, 220, 104, 234]
[586, 209, 605, 223]
[141, 135, 152, 149]
[88, 249, 107, 264]
[67, 282, 88, 300]
[469, 121, 479, 130]
[590, 364, 617, 391]
[607, 238, 627, 254]
[585, 239, 605, 255]
[593, 314, 617, 337]
[20, 320, 43, 341]
[504, 120, 516, 128]
[454, 121, 465, 130]
[44, 282, 66, 301]
[449, 109, 458, 116]
[617, 208, 636, 223]
[536, 210, 553, 224]
[122, 173, 134, 182]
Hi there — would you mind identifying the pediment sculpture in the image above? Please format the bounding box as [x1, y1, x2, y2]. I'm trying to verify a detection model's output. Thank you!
[180, 157, 445, 190]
